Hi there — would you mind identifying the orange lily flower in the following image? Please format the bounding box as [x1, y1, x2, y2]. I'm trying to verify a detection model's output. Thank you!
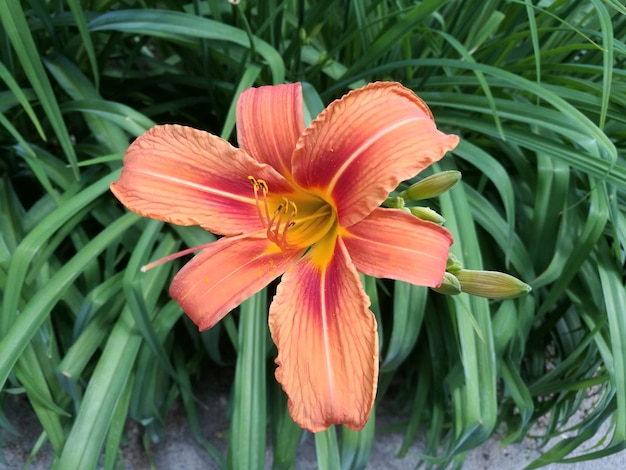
[110, 82, 459, 432]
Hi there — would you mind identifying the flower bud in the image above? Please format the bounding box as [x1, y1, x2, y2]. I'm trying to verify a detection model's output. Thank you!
[399, 171, 461, 201]
[431, 272, 462, 296]
[446, 253, 463, 273]
[409, 206, 445, 224]
[454, 269, 531, 299]
[387, 196, 405, 208]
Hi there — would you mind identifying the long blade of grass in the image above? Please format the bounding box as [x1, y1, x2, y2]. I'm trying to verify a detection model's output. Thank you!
[0, 61, 45, 140]
[88, 9, 285, 84]
[269, 376, 303, 470]
[220, 64, 262, 140]
[315, 426, 341, 470]
[589, 0, 614, 130]
[13, 345, 67, 452]
[0, 0, 79, 177]
[1, 171, 120, 338]
[43, 53, 140, 152]
[66, 0, 99, 89]
[340, 415, 375, 470]
[381, 282, 427, 371]
[438, 161, 497, 454]
[102, 373, 133, 470]
[342, 0, 447, 78]
[597, 242, 626, 442]
[0, 212, 138, 391]
[227, 290, 267, 470]
[54, 211, 174, 468]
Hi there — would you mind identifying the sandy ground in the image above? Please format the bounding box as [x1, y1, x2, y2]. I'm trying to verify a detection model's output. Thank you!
[1, 385, 625, 469]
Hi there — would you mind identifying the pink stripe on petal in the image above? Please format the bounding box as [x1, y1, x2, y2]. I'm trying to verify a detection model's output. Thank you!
[170, 236, 303, 331]
[343, 208, 453, 287]
[292, 82, 459, 227]
[236, 83, 304, 175]
[269, 235, 378, 432]
[111, 125, 294, 236]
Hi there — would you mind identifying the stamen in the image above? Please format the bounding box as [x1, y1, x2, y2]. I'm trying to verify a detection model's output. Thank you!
[267, 203, 285, 243]
[248, 176, 271, 228]
[258, 180, 271, 227]
[248, 176, 299, 250]
[278, 201, 298, 248]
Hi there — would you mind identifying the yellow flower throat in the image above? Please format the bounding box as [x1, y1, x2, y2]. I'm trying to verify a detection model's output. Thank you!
[248, 176, 336, 250]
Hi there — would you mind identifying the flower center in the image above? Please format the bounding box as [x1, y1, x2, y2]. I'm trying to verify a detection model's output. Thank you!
[248, 176, 336, 250]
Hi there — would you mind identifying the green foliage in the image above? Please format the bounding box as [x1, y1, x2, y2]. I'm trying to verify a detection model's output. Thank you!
[0, 0, 624, 468]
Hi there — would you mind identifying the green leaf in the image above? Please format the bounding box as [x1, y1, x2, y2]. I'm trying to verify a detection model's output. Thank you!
[269, 377, 303, 470]
[340, 415, 375, 470]
[0, 0, 79, 177]
[0, 61, 45, 140]
[315, 426, 341, 470]
[438, 161, 497, 453]
[381, 283, 427, 371]
[88, 9, 285, 85]
[227, 290, 268, 470]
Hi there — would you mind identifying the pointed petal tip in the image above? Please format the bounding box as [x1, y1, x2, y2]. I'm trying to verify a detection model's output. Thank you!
[269, 237, 378, 434]
[285, 401, 372, 433]
[281, 379, 376, 433]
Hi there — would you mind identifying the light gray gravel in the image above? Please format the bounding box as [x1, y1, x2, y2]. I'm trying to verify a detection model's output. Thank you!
[1, 387, 625, 469]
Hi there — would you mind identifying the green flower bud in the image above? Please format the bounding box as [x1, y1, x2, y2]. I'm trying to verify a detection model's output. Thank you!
[409, 206, 445, 224]
[446, 253, 463, 273]
[454, 269, 532, 299]
[383, 196, 405, 208]
[399, 171, 461, 201]
[431, 272, 462, 296]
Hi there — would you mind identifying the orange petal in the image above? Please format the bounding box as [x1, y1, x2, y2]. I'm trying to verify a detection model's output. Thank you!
[111, 125, 294, 236]
[269, 235, 378, 432]
[343, 208, 453, 287]
[292, 82, 459, 227]
[170, 236, 302, 330]
[236, 83, 304, 175]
